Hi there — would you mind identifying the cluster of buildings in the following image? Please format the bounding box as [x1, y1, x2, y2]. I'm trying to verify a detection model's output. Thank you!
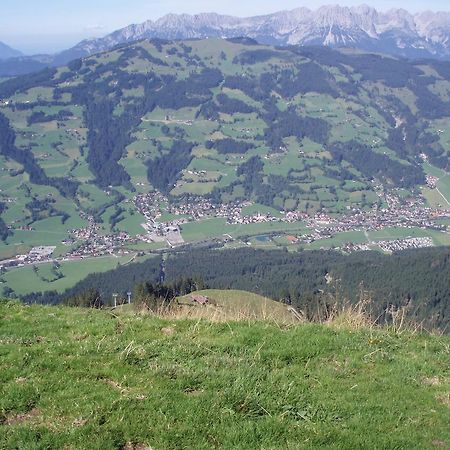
[133, 189, 450, 251]
[63, 231, 134, 259]
[0, 246, 56, 271]
[303, 195, 449, 241]
[134, 193, 308, 227]
[340, 243, 372, 253]
[377, 237, 434, 253]
[62, 214, 140, 259]
[1, 183, 449, 273]
[426, 175, 439, 189]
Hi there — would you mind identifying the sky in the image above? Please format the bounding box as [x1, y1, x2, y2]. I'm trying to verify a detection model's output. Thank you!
[1, 0, 450, 55]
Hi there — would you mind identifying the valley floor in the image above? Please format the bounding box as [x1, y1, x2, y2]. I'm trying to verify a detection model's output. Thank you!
[0, 301, 449, 449]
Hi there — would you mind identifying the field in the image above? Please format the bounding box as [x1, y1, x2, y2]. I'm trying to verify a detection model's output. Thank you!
[305, 231, 368, 250]
[1, 301, 449, 449]
[1, 256, 132, 296]
[180, 218, 309, 242]
[423, 163, 450, 208]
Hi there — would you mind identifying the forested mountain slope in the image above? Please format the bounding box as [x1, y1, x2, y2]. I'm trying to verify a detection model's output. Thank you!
[23, 246, 450, 330]
[0, 38, 449, 249]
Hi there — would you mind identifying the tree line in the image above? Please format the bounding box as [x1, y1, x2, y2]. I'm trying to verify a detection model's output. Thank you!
[19, 246, 450, 330]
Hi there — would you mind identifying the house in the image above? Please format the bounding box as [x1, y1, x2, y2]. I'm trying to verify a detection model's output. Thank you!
[191, 294, 209, 305]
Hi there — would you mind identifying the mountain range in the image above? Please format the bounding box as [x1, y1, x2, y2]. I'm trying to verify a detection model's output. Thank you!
[68, 5, 450, 60]
[0, 41, 22, 60]
[2, 4, 450, 76]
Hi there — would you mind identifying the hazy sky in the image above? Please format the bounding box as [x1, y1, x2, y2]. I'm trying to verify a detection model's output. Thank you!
[1, 0, 450, 54]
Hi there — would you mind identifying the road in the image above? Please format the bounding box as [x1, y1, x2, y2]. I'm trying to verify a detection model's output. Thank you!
[436, 186, 450, 207]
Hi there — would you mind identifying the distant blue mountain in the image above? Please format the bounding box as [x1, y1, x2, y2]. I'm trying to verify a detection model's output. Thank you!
[0, 41, 23, 60]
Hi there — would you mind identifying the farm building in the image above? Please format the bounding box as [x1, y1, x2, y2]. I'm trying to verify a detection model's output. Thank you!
[191, 294, 209, 305]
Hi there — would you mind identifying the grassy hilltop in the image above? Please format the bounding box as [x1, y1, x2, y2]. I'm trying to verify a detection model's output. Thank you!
[1, 297, 449, 450]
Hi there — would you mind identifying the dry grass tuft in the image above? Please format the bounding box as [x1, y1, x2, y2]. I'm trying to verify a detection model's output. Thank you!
[5, 408, 40, 425]
[325, 299, 376, 331]
[436, 393, 450, 406]
[423, 376, 442, 386]
[122, 443, 153, 450]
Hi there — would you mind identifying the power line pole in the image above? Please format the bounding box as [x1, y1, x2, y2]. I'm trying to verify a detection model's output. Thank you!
[112, 293, 118, 308]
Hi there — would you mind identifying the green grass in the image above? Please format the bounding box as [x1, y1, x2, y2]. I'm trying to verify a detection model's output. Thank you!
[2, 256, 131, 296]
[0, 301, 449, 449]
[306, 231, 368, 250]
[115, 211, 146, 236]
[177, 289, 296, 323]
[180, 218, 310, 242]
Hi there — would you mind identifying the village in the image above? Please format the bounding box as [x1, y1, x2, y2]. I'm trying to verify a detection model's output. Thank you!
[1, 187, 449, 273]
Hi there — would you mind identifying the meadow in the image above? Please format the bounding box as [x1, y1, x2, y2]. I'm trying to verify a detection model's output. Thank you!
[1, 256, 131, 296]
[0, 300, 449, 449]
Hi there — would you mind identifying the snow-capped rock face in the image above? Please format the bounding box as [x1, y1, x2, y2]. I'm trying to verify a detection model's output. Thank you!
[61, 5, 450, 61]
[415, 11, 450, 45]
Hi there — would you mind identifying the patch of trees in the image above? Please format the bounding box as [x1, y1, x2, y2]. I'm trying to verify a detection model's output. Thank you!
[226, 37, 259, 46]
[147, 140, 194, 193]
[67, 58, 83, 72]
[330, 141, 425, 188]
[148, 38, 171, 53]
[0, 203, 11, 241]
[64, 287, 104, 308]
[263, 106, 330, 148]
[60, 276, 205, 310]
[164, 247, 450, 329]
[215, 93, 254, 114]
[27, 109, 73, 125]
[109, 206, 125, 228]
[0, 112, 78, 197]
[233, 49, 283, 65]
[276, 63, 339, 98]
[237, 155, 264, 195]
[223, 75, 268, 101]
[387, 120, 444, 166]
[118, 46, 167, 67]
[232, 156, 300, 207]
[412, 79, 450, 119]
[350, 54, 422, 88]
[292, 46, 428, 89]
[206, 138, 254, 154]
[132, 277, 206, 311]
[26, 197, 63, 224]
[426, 148, 450, 172]
[144, 69, 221, 111]
[197, 101, 220, 120]
[223, 63, 338, 102]
[0, 67, 57, 99]
[84, 98, 134, 188]
[428, 60, 450, 79]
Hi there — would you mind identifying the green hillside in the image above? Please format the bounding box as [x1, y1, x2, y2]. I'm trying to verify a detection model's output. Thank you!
[0, 38, 450, 261]
[176, 288, 297, 323]
[1, 300, 449, 449]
